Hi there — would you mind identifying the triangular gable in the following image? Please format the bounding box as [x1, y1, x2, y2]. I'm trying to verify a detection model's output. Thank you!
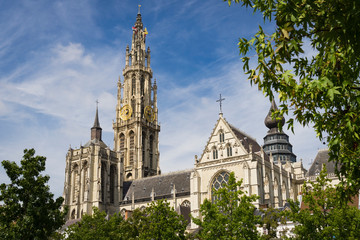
[198, 115, 261, 163]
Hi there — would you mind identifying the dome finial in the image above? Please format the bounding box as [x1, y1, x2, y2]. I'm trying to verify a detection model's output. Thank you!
[264, 99, 285, 131]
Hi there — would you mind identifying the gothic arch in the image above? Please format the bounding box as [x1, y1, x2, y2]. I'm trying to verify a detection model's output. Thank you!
[110, 165, 117, 204]
[149, 135, 154, 168]
[119, 133, 125, 152]
[129, 131, 135, 165]
[101, 161, 107, 202]
[71, 209, 76, 219]
[210, 170, 230, 202]
[181, 200, 191, 207]
[212, 146, 218, 160]
[226, 143, 232, 157]
[274, 177, 279, 197]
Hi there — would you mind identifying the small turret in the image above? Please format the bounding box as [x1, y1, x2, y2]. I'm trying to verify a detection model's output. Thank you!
[91, 104, 102, 141]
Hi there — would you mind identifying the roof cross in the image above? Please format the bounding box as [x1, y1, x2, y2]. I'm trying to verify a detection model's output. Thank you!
[216, 94, 225, 114]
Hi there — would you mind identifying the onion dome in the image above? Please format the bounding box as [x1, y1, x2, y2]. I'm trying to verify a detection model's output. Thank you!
[264, 100, 285, 131]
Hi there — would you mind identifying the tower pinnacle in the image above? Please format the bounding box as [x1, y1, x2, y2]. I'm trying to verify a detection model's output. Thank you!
[91, 101, 102, 140]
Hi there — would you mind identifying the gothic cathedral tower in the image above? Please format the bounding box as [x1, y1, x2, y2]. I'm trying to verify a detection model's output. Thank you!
[113, 11, 160, 180]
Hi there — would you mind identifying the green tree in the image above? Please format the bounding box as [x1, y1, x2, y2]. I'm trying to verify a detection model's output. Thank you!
[287, 166, 360, 239]
[66, 201, 188, 240]
[226, 0, 360, 196]
[0, 149, 66, 240]
[260, 207, 285, 240]
[131, 199, 188, 240]
[192, 172, 261, 240]
[66, 207, 132, 240]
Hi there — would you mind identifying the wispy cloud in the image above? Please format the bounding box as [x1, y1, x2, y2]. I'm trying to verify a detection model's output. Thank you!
[0, 1, 324, 198]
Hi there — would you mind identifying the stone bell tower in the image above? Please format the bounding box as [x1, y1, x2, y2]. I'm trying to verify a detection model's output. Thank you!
[113, 10, 160, 180]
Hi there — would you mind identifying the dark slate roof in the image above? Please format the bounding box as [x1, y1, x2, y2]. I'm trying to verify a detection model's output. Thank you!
[122, 169, 192, 203]
[306, 149, 336, 176]
[83, 138, 108, 148]
[229, 124, 261, 153]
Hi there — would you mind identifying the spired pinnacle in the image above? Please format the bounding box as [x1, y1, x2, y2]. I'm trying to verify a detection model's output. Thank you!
[93, 100, 101, 128]
[91, 101, 102, 140]
[264, 99, 285, 131]
[135, 5, 143, 29]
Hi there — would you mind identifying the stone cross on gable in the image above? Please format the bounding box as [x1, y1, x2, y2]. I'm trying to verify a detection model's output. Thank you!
[216, 94, 225, 114]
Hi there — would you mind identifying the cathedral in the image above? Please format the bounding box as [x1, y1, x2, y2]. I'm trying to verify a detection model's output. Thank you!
[62, 11, 307, 228]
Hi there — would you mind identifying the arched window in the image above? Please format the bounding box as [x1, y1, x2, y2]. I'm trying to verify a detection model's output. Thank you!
[142, 132, 146, 165]
[140, 76, 145, 95]
[119, 133, 125, 152]
[180, 200, 191, 225]
[149, 135, 154, 168]
[72, 164, 79, 203]
[71, 209, 76, 219]
[129, 131, 135, 165]
[132, 76, 136, 95]
[212, 148, 218, 160]
[211, 171, 230, 202]
[219, 132, 225, 143]
[131, 99, 136, 117]
[101, 162, 107, 202]
[227, 145, 232, 157]
[110, 165, 116, 204]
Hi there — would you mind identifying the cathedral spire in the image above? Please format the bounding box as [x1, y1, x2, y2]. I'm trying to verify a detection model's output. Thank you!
[91, 101, 102, 140]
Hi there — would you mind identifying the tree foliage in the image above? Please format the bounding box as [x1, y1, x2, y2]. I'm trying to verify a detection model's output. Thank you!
[226, 0, 360, 196]
[66, 200, 188, 240]
[260, 207, 286, 240]
[193, 172, 261, 239]
[0, 149, 65, 240]
[131, 199, 188, 240]
[66, 208, 132, 240]
[287, 165, 360, 239]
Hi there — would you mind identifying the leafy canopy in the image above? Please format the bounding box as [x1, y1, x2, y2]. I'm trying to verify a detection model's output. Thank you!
[193, 172, 261, 240]
[287, 165, 360, 239]
[0, 149, 66, 240]
[66, 207, 132, 240]
[131, 199, 188, 240]
[225, 0, 360, 196]
[66, 200, 188, 240]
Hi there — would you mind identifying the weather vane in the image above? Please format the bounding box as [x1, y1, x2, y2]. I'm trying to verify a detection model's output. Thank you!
[216, 94, 225, 114]
[138, 4, 141, 14]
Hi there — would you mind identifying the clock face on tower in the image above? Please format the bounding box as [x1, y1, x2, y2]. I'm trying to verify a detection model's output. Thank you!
[144, 105, 155, 122]
[120, 104, 133, 120]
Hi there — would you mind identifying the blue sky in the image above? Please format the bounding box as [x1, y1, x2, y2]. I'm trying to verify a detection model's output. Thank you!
[0, 0, 324, 198]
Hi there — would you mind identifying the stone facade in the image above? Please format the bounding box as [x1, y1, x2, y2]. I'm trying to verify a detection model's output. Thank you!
[62, 11, 308, 227]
